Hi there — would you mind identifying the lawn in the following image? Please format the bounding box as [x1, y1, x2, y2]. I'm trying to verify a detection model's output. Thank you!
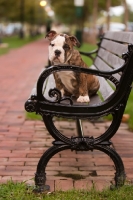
[0, 181, 133, 200]
[125, 91, 133, 130]
[0, 34, 44, 55]
[78, 43, 97, 66]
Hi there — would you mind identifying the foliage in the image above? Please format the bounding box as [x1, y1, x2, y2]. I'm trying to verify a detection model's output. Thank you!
[0, 0, 46, 25]
[129, 9, 133, 22]
[0, 0, 18, 21]
[0, 180, 133, 200]
[98, 0, 121, 11]
[25, 0, 46, 25]
[50, 0, 92, 24]
[50, 0, 122, 25]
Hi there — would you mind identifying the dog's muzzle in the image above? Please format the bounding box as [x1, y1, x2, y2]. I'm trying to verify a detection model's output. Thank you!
[55, 50, 61, 57]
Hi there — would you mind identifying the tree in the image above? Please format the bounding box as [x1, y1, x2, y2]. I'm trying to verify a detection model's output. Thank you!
[123, 0, 128, 31]
[0, 0, 46, 25]
[50, 0, 122, 27]
[0, 0, 47, 38]
[92, 0, 98, 33]
[129, 9, 133, 22]
[50, 0, 92, 25]
[0, 0, 19, 21]
[106, 0, 111, 31]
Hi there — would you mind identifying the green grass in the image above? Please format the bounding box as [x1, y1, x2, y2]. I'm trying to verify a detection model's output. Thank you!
[125, 90, 133, 130]
[26, 112, 42, 121]
[79, 43, 97, 66]
[0, 181, 133, 200]
[0, 34, 44, 55]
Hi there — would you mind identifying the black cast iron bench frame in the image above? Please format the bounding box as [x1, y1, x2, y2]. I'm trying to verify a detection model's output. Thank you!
[25, 31, 133, 193]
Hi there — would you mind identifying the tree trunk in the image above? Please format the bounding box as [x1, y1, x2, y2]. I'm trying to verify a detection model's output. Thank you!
[89, 0, 98, 44]
[123, 0, 128, 31]
[92, 0, 98, 34]
[106, 0, 111, 31]
[19, 0, 25, 38]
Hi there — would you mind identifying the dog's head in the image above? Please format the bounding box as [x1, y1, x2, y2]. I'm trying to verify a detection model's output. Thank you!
[45, 30, 80, 65]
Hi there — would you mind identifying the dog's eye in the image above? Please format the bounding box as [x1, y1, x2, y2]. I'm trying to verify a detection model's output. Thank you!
[63, 44, 70, 50]
[50, 43, 54, 47]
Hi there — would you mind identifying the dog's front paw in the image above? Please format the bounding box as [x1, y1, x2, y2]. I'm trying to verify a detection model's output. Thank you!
[77, 95, 90, 103]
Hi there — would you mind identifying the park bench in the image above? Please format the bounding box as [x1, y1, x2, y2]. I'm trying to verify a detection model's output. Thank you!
[25, 31, 133, 193]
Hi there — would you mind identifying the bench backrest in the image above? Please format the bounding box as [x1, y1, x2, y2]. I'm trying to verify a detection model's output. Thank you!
[35, 31, 133, 105]
[92, 31, 133, 101]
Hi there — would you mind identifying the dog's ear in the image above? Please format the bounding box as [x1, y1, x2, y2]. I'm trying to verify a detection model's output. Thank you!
[69, 36, 81, 48]
[45, 30, 57, 41]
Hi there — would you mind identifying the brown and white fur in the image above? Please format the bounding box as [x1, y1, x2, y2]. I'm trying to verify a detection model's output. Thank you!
[45, 30, 100, 103]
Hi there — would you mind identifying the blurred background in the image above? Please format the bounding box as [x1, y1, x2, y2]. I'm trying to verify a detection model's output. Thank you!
[0, 0, 133, 46]
[0, 0, 133, 129]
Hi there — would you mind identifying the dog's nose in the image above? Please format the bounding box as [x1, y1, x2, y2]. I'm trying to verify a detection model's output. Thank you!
[55, 50, 61, 56]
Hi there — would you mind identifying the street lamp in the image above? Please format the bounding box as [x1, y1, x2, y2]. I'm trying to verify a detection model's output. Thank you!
[19, 0, 25, 38]
[74, 0, 84, 7]
[74, 0, 84, 18]
[74, 0, 84, 44]
[40, 0, 47, 7]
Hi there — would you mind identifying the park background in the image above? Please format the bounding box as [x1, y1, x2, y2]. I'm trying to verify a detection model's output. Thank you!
[0, 0, 133, 43]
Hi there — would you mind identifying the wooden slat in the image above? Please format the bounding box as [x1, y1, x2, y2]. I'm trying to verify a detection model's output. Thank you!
[94, 57, 120, 80]
[98, 48, 124, 70]
[104, 31, 133, 44]
[101, 39, 128, 57]
[90, 65, 114, 100]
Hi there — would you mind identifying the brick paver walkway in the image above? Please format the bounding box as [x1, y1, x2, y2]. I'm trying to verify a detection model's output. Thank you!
[0, 39, 133, 192]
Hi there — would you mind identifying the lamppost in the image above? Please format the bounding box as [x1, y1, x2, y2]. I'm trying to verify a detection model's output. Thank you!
[19, 0, 25, 38]
[74, 0, 84, 44]
[40, 0, 47, 7]
[40, 0, 53, 32]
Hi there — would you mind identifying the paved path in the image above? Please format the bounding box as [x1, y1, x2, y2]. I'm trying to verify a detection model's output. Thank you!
[0, 39, 133, 192]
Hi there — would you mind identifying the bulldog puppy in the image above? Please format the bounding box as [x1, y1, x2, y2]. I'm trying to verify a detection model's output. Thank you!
[45, 30, 100, 103]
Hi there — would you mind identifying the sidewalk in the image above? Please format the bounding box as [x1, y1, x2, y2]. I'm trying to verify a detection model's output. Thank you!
[0, 38, 133, 192]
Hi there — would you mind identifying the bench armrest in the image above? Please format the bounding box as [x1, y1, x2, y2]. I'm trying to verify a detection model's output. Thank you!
[37, 64, 124, 90]
[35, 64, 125, 103]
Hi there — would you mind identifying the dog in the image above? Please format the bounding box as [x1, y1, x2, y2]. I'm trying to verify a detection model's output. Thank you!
[45, 30, 100, 103]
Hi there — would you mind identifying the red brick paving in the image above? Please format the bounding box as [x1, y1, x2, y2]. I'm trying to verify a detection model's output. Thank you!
[0, 39, 133, 191]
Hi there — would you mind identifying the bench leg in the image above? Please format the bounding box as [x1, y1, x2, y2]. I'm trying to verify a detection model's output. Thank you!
[111, 150, 126, 188]
[96, 145, 126, 188]
[33, 115, 125, 192]
[33, 144, 70, 193]
[33, 143, 126, 193]
[76, 119, 84, 137]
